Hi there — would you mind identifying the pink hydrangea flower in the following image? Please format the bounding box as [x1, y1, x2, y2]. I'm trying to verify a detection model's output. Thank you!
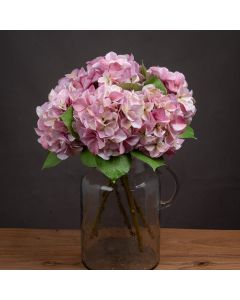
[121, 91, 145, 129]
[149, 66, 187, 93]
[87, 51, 140, 84]
[35, 100, 82, 160]
[34, 68, 96, 159]
[177, 87, 196, 122]
[73, 84, 130, 159]
[36, 52, 196, 161]
[133, 83, 195, 158]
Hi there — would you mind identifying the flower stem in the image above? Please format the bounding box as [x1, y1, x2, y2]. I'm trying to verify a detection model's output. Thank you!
[121, 175, 143, 252]
[114, 183, 135, 237]
[133, 198, 155, 239]
[90, 185, 112, 238]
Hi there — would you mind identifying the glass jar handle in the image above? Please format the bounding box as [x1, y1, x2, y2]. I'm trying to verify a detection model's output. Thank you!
[159, 166, 179, 209]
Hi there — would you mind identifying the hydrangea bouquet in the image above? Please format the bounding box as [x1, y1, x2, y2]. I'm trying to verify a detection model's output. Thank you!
[35, 52, 196, 182]
[35, 52, 196, 266]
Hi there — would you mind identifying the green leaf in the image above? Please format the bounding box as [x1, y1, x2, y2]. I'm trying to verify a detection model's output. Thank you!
[119, 83, 142, 91]
[140, 62, 147, 79]
[42, 152, 62, 169]
[131, 151, 165, 171]
[60, 106, 77, 137]
[96, 155, 131, 182]
[179, 126, 196, 139]
[144, 76, 167, 95]
[80, 150, 97, 167]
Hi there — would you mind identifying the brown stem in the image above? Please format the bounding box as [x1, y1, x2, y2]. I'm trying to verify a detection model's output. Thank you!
[114, 183, 135, 237]
[134, 198, 155, 239]
[90, 185, 112, 238]
[121, 175, 143, 252]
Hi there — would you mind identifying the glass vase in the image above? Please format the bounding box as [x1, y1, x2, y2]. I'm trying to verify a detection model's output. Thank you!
[80, 159, 178, 270]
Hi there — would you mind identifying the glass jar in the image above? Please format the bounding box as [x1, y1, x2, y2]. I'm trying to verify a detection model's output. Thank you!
[80, 159, 178, 270]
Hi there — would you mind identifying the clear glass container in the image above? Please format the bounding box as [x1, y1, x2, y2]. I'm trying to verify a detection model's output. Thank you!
[81, 159, 178, 270]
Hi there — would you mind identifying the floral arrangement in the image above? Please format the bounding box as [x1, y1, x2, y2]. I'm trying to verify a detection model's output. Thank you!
[35, 52, 196, 182]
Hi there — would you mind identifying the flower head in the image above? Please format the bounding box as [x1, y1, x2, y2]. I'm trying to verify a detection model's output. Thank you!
[35, 100, 82, 160]
[87, 51, 140, 84]
[149, 66, 187, 93]
[36, 52, 196, 162]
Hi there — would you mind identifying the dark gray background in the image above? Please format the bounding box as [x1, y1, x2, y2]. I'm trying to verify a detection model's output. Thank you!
[1, 31, 240, 229]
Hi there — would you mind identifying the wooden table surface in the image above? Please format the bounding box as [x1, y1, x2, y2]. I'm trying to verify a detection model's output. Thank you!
[0, 228, 239, 269]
